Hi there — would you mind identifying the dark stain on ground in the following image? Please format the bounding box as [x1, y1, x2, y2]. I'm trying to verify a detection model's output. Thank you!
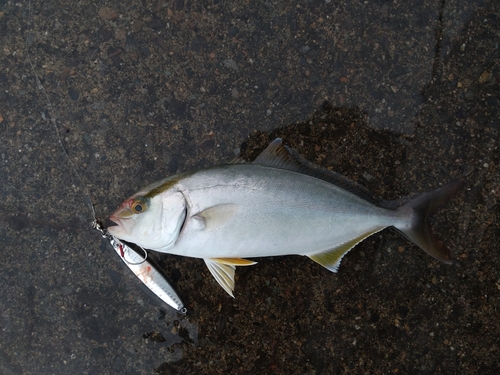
[161, 106, 482, 375]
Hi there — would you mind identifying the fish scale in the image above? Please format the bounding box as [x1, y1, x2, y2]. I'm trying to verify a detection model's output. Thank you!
[171, 164, 398, 259]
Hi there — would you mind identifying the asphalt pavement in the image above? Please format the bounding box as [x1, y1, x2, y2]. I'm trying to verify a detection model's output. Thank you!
[0, 0, 499, 374]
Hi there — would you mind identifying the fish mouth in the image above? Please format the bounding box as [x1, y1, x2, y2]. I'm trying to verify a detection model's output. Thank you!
[107, 213, 130, 238]
[109, 213, 121, 226]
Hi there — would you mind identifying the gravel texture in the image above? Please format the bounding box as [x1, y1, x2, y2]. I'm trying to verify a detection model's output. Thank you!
[0, 0, 499, 374]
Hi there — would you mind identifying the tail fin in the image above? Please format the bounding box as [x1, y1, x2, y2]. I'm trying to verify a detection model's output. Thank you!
[395, 181, 464, 264]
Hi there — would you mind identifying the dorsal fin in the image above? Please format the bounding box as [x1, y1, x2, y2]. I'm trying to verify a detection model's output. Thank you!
[253, 138, 384, 206]
[253, 138, 304, 171]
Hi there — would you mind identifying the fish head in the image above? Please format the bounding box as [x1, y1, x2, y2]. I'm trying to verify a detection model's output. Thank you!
[108, 190, 187, 251]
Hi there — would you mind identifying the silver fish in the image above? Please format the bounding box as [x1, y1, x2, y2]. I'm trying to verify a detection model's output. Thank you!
[108, 139, 463, 297]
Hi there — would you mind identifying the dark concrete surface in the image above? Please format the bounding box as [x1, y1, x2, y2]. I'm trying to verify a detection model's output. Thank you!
[1, 0, 499, 374]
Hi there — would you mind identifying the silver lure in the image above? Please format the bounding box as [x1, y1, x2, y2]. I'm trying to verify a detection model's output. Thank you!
[93, 221, 186, 314]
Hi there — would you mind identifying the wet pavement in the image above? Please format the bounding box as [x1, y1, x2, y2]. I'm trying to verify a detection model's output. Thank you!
[1, 0, 499, 374]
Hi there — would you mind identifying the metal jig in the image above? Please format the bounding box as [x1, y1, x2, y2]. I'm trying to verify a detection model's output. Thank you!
[92, 220, 187, 314]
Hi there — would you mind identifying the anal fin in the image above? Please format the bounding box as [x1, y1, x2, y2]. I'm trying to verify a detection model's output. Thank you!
[204, 258, 257, 297]
[308, 228, 384, 272]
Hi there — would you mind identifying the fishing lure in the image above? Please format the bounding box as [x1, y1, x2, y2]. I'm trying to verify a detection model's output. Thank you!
[93, 220, 187, 314]
[27, 19, 186, 314]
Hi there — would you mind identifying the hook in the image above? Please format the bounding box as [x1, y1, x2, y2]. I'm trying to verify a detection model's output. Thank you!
[118, 242, 148, 266]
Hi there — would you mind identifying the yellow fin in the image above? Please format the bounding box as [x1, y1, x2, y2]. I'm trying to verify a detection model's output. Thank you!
[204, 259, 236, 297]
[211, 258, 257, 266]
[204, 258, 257, 297]
[308, 228, 384, 272]
[194, 204, 238, 231]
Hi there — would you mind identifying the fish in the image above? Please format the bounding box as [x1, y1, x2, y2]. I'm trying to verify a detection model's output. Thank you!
[108, 138, 463, 297]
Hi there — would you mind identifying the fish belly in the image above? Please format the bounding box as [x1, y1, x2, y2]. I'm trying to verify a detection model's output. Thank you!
[167, 164, 401, 259]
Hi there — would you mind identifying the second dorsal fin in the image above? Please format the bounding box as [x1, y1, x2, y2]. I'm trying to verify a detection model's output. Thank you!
[253, 138, 304, 171]
[253, 138, 384, 206]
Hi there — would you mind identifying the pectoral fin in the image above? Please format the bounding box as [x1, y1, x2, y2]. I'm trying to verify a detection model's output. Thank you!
[204, 258, 257, 297]
[193, 204, 238, 231]
[308, 228, 384, 272]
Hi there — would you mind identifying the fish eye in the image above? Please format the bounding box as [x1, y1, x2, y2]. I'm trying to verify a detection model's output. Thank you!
[131, 198, 148, 214]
